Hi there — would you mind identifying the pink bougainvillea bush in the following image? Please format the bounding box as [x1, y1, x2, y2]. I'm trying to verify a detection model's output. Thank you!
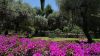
[0, 35, 99, 56]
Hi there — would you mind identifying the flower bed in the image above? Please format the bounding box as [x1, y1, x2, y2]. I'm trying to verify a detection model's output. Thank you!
[0, 35, 99, 56]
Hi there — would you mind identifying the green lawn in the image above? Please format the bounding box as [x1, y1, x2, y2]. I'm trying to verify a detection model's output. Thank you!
[32, 37, 100, 42]
[33, 37, 83, 41]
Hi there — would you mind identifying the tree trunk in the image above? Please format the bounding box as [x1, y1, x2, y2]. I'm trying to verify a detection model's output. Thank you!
[94, 30, 97, 38]
[82, 13, 94, 43]
[80, 5, 93, 43]
[15, 23, 19, 33]
[4, 30, 8, 35]
[40, 0, 45, 11]
[34, 30, 38, 36]
[83, 28, 93, 43]
[82, 16, 94, 43]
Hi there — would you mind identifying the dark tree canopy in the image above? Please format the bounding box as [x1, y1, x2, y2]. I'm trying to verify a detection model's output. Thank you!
[57, 0, 100, 43]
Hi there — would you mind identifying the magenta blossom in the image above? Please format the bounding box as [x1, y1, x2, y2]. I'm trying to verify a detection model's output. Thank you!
[33, 53, 42, 56]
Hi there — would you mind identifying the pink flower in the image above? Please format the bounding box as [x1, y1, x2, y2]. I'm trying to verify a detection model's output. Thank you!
[27, 43, 35, 49]
[7, 53, 14, 56]
[33, 53, 42, 56]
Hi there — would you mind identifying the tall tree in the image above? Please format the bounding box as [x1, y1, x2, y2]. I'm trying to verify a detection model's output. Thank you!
[40, 0, 45, 11]
[57, 0, 100, 43]
[39, 0, 53, 17]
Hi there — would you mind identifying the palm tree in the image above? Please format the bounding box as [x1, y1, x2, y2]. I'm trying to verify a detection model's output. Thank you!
[40, 0, 53, 17]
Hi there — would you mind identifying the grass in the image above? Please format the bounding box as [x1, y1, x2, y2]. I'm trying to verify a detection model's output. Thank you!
[33, 37, 84, 41]
[93, 39, 100, 41]
[32, 37, 100, 42]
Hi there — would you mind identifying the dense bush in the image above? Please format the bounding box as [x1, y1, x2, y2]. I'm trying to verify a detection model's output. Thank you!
[54, 29, 62, 37]
[48, 32, 56, 38]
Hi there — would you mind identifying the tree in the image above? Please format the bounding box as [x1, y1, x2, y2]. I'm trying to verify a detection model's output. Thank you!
[0, 0, 15, 33]
[40, 0, 53, 17]
[57, 0, 100, 43]
[33, 15, 48, 36]
[32, 0, 53, 36]
[47, 12, 68, 30]
[34, 16, 48, 30]
[44, 4, 53, 17]
[14, 1, 37, 33]
[0, 0, 36, 33]
[71, 25, 83, 38]
[40, 0, 45, 11]
[39, 0, 45, 16]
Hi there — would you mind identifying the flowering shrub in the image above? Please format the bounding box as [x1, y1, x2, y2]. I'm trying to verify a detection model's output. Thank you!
[0, 35, 99, 56]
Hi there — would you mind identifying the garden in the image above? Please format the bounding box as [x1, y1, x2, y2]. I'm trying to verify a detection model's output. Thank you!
[0, 0, 100, 56]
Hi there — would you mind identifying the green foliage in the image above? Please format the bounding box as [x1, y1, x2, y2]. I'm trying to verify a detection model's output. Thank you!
[0, 0, 36, 33]
[54, 28, 62, 37]
[71, 26, 83, 34]
[57, 0, 100, 28]
[0, 0, 54, 35]
[48, 32, 56, 38]
[47, 12, 68, 30]
[34, 16, 48, 30]
[57, 0, 100, 42]
[44, 4, 53, 17]
[29, 27, 36, 34]
[55, 28, 62, 34]
[63, 27, 69, 33]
